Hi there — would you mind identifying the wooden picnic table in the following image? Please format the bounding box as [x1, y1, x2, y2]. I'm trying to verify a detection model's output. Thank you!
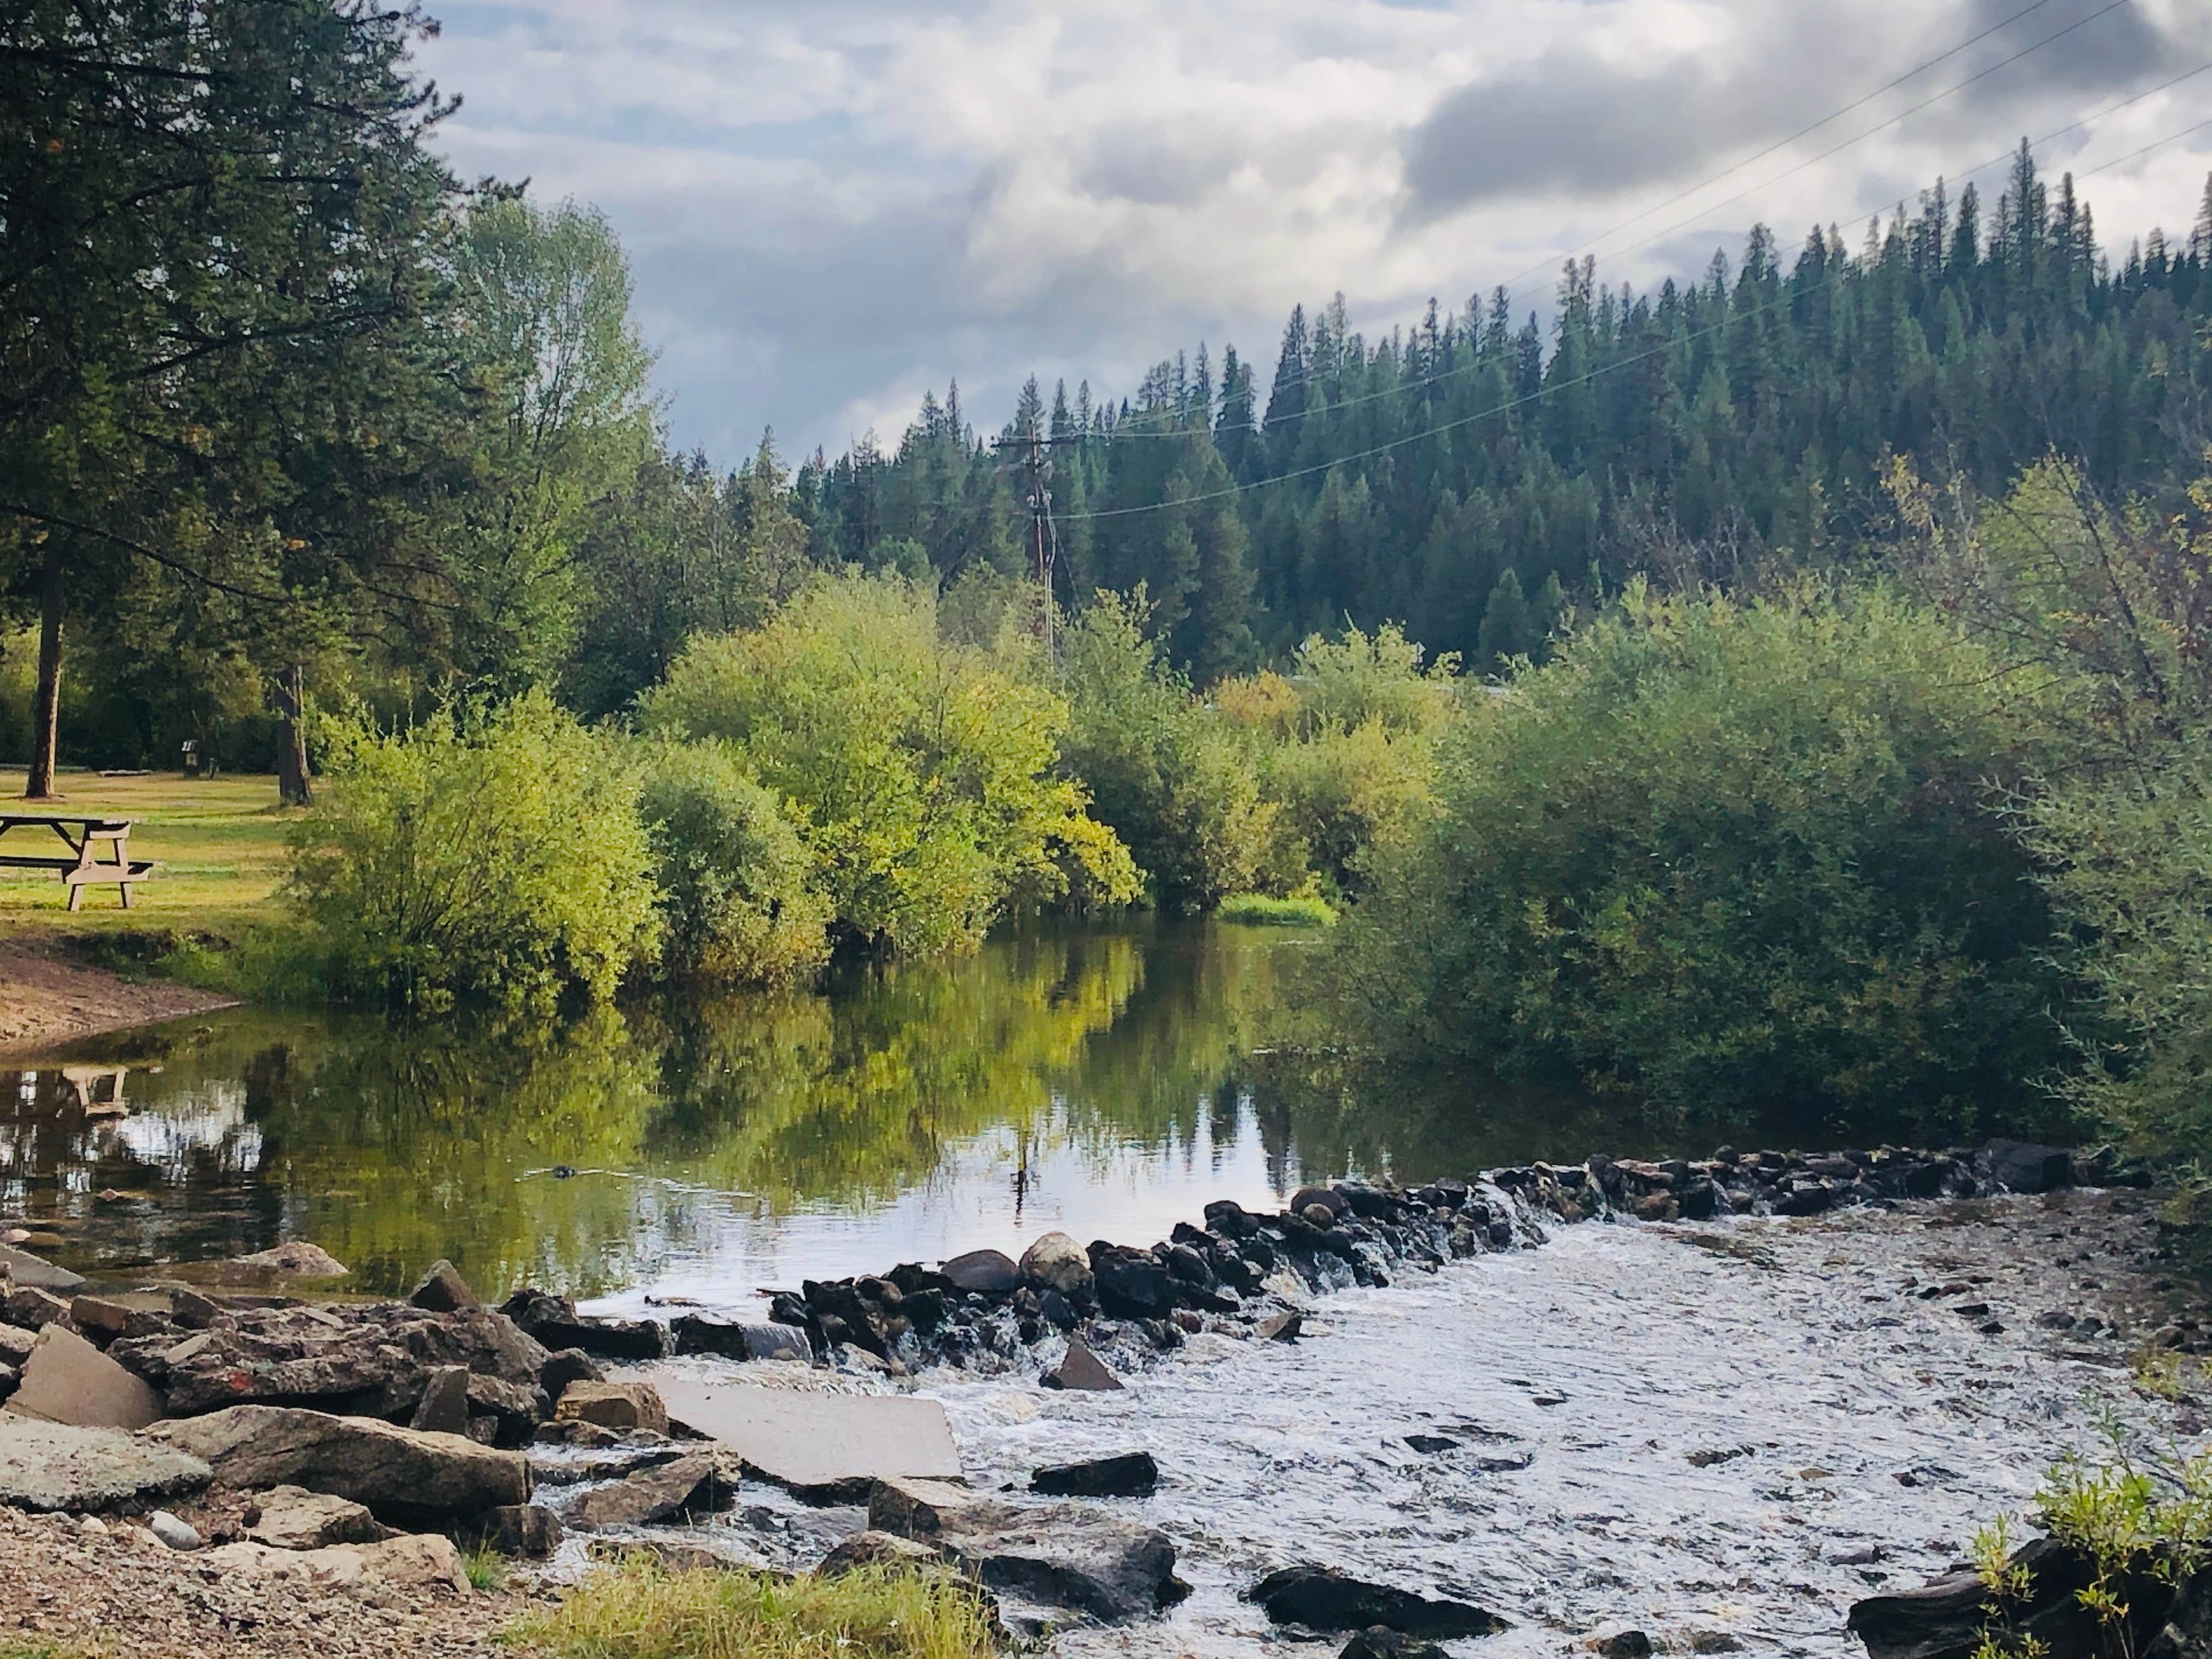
[0, 812, 158, 910]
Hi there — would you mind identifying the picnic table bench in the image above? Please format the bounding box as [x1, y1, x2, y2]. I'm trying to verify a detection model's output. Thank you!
[0, 812, 158, 910]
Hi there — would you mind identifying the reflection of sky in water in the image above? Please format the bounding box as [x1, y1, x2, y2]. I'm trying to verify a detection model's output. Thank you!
[105, 1085, 263, 1179]
[589, 1093, 1303, 1319]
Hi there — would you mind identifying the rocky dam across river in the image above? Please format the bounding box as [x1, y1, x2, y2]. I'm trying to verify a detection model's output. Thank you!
[5, 1135, 2208, 1657]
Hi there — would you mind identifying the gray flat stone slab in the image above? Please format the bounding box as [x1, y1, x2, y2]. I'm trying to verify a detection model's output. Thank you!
[0, 1418, 211, 1513]
[642, 1374, 961, 1500]
[1, 1245, 85, 1294]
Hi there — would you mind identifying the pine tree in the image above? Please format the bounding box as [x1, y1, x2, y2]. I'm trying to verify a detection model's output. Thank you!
[1475, 568, 1533, 667]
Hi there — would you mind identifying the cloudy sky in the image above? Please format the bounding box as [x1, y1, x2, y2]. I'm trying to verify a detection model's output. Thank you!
[414, 0, 2212, 464]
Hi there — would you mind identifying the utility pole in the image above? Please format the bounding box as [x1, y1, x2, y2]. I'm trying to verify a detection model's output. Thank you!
[993, 426, 1080, 664]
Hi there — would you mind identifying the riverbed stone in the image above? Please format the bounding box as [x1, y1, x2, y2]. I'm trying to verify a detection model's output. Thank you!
[1340, 1631, 1450, 1659]
[408, 1259, 479, 1313]
[223, 1240, 348, 1280]
[5, 1322, 163, 1429]
[641, 1374, 961, 1501]
[0, 1245, 85, 1295]
[1042, 1334, 1122, 1391]
[146, 1509, 201, 1551]
[4, 1285, 71, 1331]
[1251, 1566, 1511, 1638]
[670, 1316, 812, 1363]
[1019, 1233, 1093, 1299]
[1848, 1536, 2134, 1659]
[500, 1289, 668, 1361]
[1030, 1451, 1158, 1498]
[565, 1451, 724, 1530]
[0, 1418, 211, 1512]
[246, 1484, 387, 1549]
[201, 1532, 472, 1597]
[1090, 1244, 1179, 1318]
[1980, 1139, 2076, 1195]
[556, 1380, 669, 1436]
[475, 1502, 562, 1557]
[816, 1529, 949, 1576]
[941, 1249, 1020, 1296]
[409, 1365, 471, 1435]
[144, 1406, 530, 1526]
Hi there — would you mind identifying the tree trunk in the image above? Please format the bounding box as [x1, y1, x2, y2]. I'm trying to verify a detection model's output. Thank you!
[24, 540, 63, 799]
[275, 662, 311, 806]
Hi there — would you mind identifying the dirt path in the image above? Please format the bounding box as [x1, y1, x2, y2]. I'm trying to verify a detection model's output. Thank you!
[0, 937, 238, 1057]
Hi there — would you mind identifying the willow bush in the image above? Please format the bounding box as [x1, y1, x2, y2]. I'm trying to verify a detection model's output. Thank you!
[290, 690, 659, 1011]
[1329, 578, 2070, 1125]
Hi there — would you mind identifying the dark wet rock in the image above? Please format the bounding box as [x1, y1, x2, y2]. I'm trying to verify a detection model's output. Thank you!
[1254, 1310, 1303, 1342]
[565, 1451, 726, 1530]
[941, 1249, 1020, 1296]
[1042, 1334, 1122, 1391]
[1090, 1244, 1179, 1319]
[1030, 1451, 1159, 1498]
[0, 1418, 211, 1513]
[143, 1405, 531, 1526]
[499, 1288, 666, 1361]
[1339, 1628, 1449, 1659]
[409, 1364, 471, 1435]
[555, 1380, 669, 1435]
[1847, 1535, 2165, 1659]
[1251, 1566, 1511, 1638]
[473, 1502, 563, 1557]
[0, 1245, 86, 1294]
[1204, 1199, 1261, 1239]
[1979, 1139, 2077, 1195]
[1594, 1632, 1654, 1658]
[1289, 1186, 1347, 1218]
[870, 1476, 1188, 1623]
[670, 1316, 813, 1363]
[1301, 1202, 1340, 1229]
[408, 1259, 479, 1314]
[540, 1347, 603, 1403]
[1404, 1434, 1459, 1455]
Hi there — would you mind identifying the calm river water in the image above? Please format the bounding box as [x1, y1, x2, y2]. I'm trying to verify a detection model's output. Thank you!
[3, 920, 1662, 1308]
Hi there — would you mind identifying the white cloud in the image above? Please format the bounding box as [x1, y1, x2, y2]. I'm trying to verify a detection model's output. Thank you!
[416, 0, 2212, 461]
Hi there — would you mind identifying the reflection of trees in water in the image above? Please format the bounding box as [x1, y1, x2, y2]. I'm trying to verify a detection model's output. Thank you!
[8, 922, 1304, 1298]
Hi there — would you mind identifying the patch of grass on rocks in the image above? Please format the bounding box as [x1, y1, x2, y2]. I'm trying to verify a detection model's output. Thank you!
[509, 1559, 1000, 1659]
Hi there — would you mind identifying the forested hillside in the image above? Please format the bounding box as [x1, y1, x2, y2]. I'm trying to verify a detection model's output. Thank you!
[799, 148, 2212, 677]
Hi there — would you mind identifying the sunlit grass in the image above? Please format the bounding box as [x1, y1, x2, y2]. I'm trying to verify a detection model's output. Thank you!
[1217, 891, 1336, 928]
[0, 768, 295, 941]
[509, 1559, 1000, 1659]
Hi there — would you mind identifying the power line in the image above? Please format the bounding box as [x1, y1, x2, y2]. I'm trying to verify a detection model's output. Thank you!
[1060, 108, 2212, 527]
[1092, 54, 2208, 448]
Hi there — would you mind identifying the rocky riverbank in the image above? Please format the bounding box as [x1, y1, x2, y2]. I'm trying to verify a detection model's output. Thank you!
[0, 1133, 2196, 1658]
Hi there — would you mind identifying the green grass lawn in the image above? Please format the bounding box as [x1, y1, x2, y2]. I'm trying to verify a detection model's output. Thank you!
[0, 769, 295, 941]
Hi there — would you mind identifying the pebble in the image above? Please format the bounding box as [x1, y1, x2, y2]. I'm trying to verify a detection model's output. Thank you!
[146, 1511, 201, 1551]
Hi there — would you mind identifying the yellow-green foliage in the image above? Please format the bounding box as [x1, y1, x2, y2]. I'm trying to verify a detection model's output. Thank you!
[513, 1560, 1001, 1659]
[1218, 889, 1337, 927]
[642, 571, 1137, 954]
[290, 689, 661, 1010]
[639, 740, 832, 986]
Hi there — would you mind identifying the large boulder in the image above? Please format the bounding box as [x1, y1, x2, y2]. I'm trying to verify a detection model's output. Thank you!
[940, 1250, 1019, 1296]
[556, 1381, 669, 1436]
[1979, 1141, 2078, 1197]
[1041, 1333, 1122, 1392]
[564, 1452, 726, 1530]
[0, 1418, 211, 1513]
[868, 1476, 1187, 1623]
[1018, 1233, 1093, 1299]
[1089, 1244, 1179, 1318]
[1251, 1566, 1510, 1639]
[499, 1289, 666, 1361]
[245, 1484, 388, 1549]
[143, 1406, 529, 1526]
[1847, 1536, 2146, 1659]
[201, 1533, 471, 1596]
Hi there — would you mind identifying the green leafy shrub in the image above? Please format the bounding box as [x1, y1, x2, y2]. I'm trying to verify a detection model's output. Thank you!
[640, 742, 831, 986]
[1329, 578, 2068, 1123]
[290, 689, 660, 1011]
[641, 571, 1137, 955]
[1058, 593, 1285, 910]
